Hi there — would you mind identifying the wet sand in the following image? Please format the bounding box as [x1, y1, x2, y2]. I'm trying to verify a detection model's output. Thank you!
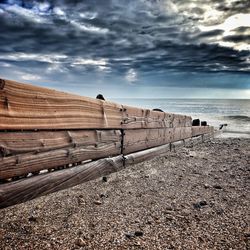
[0, 138, 249, 250]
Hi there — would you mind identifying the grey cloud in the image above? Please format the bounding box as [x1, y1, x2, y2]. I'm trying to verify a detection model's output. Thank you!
[223, 34, 250, 43]
[196, 29, 224, 39]
[215, 0, 250, 14]
[232, 26, 250, 33]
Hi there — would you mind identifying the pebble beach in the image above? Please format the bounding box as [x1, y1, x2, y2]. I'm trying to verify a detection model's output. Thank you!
[0, 138, 249, 250]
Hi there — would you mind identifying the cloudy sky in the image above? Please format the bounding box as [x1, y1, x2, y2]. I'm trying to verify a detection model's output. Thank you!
[0, 0, 249, 98]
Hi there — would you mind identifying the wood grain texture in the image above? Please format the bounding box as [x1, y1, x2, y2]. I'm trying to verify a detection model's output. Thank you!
[0, 139, 121, 179]
[0, 155, 124, 209]
[173, 114, 192, 127]
[172, 127, 193, 142]
[0, 79, 123, 130]
[0, 130, 121, 156]
[123, 127, 192, 154]
[192, 126, 214, 137]
[124, 143, 171, 165]
[0, 78, 191, 130]
[121, 105, 192, 129]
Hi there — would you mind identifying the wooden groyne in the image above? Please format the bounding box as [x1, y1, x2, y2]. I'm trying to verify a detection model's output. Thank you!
[0, 78, 214, 209]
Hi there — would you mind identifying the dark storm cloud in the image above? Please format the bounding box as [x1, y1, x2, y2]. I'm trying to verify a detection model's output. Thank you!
[0, 0, 249, 92]
[223, 34, 250, 43]
[215, 0, 250, 14]
[196, 29, 224, 39]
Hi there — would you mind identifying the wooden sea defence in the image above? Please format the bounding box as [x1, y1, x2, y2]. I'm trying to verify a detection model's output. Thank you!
[0, 78, 214, 209]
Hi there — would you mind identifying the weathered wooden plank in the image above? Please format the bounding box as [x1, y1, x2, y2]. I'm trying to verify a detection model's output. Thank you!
[121, 106, 173, 128]
[124, 143, 170, 165]
[123, 128, 171, 154]
[123, 127, 192, 154]
[171, 140, 185, 151]
[0, 79, 123, 130]
[0, 139, 121, 179]
[192, 126, 214, 137]
[173, 114, 192, 127]
[0, 130, 121, 156]
[0, 155, 124, 209]
[0, 78, 192, 130]
[121, 106, 192, 129]
[172, 127, 193, 141]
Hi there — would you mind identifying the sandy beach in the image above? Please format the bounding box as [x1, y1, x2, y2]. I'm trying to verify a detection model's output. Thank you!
[0, 137, 249, 250]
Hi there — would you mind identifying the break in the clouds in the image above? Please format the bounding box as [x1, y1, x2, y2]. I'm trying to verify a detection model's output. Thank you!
[0, 0, 249, 98]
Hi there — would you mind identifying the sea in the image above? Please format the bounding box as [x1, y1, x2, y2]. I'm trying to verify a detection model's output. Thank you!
[112, 98, 250, 138]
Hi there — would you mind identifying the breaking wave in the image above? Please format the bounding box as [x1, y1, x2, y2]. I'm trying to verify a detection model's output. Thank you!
[223, 115, 250, 122]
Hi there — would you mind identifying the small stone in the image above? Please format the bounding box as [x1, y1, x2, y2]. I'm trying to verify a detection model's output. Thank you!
[93, 200, 102, 205]
[113, 239, 121, 244]
[199, 200, 207, 206]
[193, 203, 201, 209]
[213, 185, 222, 189]
[182, 209, 191, 216]
[28, 216, 37, 222]
[216, 208, 224, 215]
[193, 200, 207, 209]
[100, 193, 106, 198]
[198, 236, 204, 242]
[144, 175, 150, 178]
[77, 229, 83, 236]
[75, 238, 86, 247]
[189, 152, 197, 157]
[244, 232, 250, 238]
[134, 231, 144, 237]
[125, 232, 134, 239]
[204, 183, 210, 189]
